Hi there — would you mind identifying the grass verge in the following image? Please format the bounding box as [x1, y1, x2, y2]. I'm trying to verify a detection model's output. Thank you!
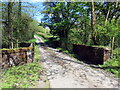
[36, 32, 53, 38]
[28, 38, 36, 43]
[1, 44, 41, 88]
[35, 34, 48, 42]
[99, 48, 120, 77]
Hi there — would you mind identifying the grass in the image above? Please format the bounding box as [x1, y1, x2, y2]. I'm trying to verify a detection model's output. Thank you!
[1, 62, 41, 88]
[99, 48, 120, 77]
[92, 45, 111, 49]
[28, 38, 36, 43]
[36, 32, 53, 38]
[34, 45, 40, 62]
[35, 34, 48, 42]
[1, 43, 41, 88]
[99, 58, 120, 77]
[113, 48, 120, 55]
[57, 48, 69, 53]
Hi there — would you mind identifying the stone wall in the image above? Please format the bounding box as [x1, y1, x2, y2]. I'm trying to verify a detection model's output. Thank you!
[73, 44, 111, 65]
[0, 46, 34, 69]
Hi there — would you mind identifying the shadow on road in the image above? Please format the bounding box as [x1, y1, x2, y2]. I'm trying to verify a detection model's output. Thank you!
[35, 36, 120, 71]
[51, 55, 120, 70]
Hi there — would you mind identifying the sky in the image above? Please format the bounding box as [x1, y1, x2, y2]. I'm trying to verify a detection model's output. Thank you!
[1, 1, 44, 22]
[29, 2, 44, 22]
[22, 2, 44, 23]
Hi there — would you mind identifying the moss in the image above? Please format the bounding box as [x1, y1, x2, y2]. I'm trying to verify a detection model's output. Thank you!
[1, 47, 34, 54]
[73, 44, 111, 49]
[92, 45, 111, 49]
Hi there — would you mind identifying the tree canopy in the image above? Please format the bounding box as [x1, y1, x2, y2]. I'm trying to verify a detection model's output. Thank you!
[41, 2, 120, 49]
[2, 2, 39, 48]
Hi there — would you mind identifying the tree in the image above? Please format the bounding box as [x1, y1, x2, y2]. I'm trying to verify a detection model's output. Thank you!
[42, 2, 88, 49]
[90, 0, 98, 45]
[16, 0, 22, 47]
[41, 2, 120, 51]
[8, 1, 14, 48]
[2, 2, 38, 48]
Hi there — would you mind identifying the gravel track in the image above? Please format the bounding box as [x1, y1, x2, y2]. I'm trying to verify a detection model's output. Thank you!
[35, 36, 119, 88]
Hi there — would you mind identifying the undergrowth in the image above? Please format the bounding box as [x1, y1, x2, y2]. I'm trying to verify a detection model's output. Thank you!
[99, 48, 120, 77]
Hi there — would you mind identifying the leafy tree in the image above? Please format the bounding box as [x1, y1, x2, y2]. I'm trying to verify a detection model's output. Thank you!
[41, 1, 120, 52]
[8, 1, 14, 48]
[2, 2, 38, 48]
[42, 2, 90, 49]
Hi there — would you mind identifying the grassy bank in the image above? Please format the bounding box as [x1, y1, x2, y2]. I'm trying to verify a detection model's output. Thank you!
[99, 48, 120, 77]
[35, 34, 48, 42]
[1, 41, 41, 88]
[28, 38, 36, 43]
[36, 32, 53, 39]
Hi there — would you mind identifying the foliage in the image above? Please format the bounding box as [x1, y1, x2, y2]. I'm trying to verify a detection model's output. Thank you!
[95, 20, 119, 46]
[68, 28, 87, 45]
[41, 2, 120, 49]
[28, 38, 36, 43]
[2, 2, 39, 48]
[99, 48, 120, 77]
[37, 25, 50, 34]
[36, 32, 53, 39]
[42, 2, 90, 48]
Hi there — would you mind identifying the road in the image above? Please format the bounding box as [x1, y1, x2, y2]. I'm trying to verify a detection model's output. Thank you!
[35, 35, 119, 88]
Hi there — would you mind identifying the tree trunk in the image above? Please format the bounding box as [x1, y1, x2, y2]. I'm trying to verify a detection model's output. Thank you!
[90, 0, 98, 45]
[111, 37, 115, 57]
[8, 1, 13, 48]
[105, 8, 110, 23]
[16, 0, 22, 48]
[18, 0, 21, 17]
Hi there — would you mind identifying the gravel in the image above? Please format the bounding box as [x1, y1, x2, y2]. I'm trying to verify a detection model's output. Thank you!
[35, 36, 119, 88]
